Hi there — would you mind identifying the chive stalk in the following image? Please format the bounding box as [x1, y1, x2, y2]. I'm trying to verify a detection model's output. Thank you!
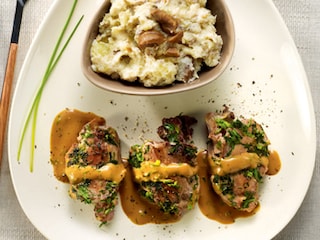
[17, 0, 83, 172]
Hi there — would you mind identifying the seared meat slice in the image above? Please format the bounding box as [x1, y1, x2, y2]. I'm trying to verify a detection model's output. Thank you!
[129, 141, 199, 216]
[157, 115, 197, 143]
[140, 175, 199, 215]
[129, 115, 199, 216]
[65, 118, 121, 168]
[70, 179, 119, 223]
[206, 107, 270, 212]
[130, 140, 197, 168]
[65, 118, 126, 224]
[211, 166, 267, 212]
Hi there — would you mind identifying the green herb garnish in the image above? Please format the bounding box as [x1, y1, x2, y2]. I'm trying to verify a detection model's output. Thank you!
[242, 191, 256, 209]
[214, 117, 269, 157]
[67, 146, 88, 167]
[213, 174, 234, 196]
[128, 144, 145, 168]
[75, 180, 92, 204]
[17, 0, 83, 171]
[245, 168, 263, 183]
[164, 122, 180, 143]
[104, 129, 118, 146]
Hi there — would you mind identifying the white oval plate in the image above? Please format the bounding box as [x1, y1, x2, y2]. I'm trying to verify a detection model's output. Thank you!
[8, 0, 316, 240]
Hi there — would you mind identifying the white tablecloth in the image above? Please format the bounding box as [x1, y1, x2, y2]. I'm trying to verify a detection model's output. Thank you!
[1, 0, 319, 239]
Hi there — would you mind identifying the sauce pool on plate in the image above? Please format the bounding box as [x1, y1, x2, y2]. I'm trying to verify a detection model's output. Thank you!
[50, 109, 105, 183]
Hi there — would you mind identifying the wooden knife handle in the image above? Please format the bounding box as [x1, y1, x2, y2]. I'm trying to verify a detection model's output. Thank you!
[0, 43, 18, 166]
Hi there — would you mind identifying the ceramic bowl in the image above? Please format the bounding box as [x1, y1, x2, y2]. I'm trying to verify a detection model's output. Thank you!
[82, 0, 235, 95]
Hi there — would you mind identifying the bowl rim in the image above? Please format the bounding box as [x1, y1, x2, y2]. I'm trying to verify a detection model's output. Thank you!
[81, 0, 235, 96]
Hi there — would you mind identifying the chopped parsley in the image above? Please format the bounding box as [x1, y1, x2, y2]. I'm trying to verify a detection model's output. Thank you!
[163, 122, 180, 143]
[242, 191, 256, 209]
[75, 180, 92, 204]
[160, 200, 179, 215]
[104, 129, 118, 146]
[67, 125, 120, 167]
[213, 174, 233, 196]
[168, 143, 197, 159]
[213, 167, 263, 210]
[128, 144, 145, 168]
[67, 146, 88, 167]
[81, 125, 94, 139]
[213, 117, 269, 157]
[141, 180, 181, 214]
[244, 168, 263, 183]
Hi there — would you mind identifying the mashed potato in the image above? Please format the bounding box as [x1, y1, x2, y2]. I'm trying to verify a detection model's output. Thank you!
[90, 0, 223, 87]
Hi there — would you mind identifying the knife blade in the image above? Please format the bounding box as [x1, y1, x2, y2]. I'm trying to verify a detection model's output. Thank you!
[0, 0, 29, 167]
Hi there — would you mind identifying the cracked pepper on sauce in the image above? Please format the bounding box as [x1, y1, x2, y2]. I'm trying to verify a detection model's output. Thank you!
[50, 109, 281, 225]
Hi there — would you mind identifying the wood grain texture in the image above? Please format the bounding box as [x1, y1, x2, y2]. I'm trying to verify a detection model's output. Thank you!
[0, 43, 18, 166]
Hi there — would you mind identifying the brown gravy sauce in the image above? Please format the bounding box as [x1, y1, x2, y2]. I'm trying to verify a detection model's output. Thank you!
[266, 150, 282, 175]
[197, 151, 257, 223]
[119, 161, 181, 225]
[198, 150, 281, 223]
[50, 109, 104, 183]
[50, 109, 282, 225]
